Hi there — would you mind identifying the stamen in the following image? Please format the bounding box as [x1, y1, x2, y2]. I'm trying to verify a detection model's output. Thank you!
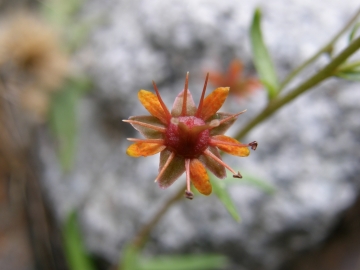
[127, 138, 165, 144]
[181, 72, 189, 116]
[152, 80, 172, 122]
[155, 152, 175, 182]
[209, 110, 247, 130]
[249, 141, 258, 150]
[204, 149, 242, 178]
[123, 119, 166, 133]
[195, 72, 209, 117]
[184, 159, 193, 199]
[185, 190, 194, 200]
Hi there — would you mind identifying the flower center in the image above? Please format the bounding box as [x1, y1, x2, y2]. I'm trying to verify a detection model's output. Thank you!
[165, 116, 210, 158]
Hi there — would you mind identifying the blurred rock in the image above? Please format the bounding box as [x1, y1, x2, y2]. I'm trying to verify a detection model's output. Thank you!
[40, 0, 360, 269]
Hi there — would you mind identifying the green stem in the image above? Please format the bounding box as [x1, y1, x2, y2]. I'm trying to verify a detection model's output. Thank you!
[279, 8, 360, 90]
[236, 35, 360, 141]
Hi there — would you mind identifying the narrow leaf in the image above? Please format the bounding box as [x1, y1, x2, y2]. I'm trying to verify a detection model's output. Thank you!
[223, 172, 275, 194]
[119, 245, 141, 270]
[250, 8, 279, 98]
[336, 70, 360, 81]
[349, 21, 360, 42]
[50, 77, 91, 171]
[210, 173, 241, 222]
[139, 254, 227, 270]
[63, 211, 95, 270]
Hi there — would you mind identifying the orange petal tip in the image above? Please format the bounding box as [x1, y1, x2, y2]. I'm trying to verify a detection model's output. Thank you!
[138, 90, 169, 124]
[200, 87, 230, 121]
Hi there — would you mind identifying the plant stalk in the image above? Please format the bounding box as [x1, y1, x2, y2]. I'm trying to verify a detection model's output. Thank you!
[236, 35, 360, 140]
[279, 8, 360, 90]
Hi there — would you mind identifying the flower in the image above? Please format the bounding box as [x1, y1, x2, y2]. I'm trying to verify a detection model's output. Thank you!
[124, 73, 257, 199]
[209, 59, 261, 100]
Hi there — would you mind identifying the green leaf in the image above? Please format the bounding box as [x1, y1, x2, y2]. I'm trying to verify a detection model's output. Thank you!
[63, 211, 95, 270]
[120, 245, 141, 270]
[250, 8, 279, 98]
[223, 173, 275, 195]
[210, 174, 241, 222]
[41, 0, 95, 53]
[349, 21, 360, 42]
[211, 170, 275, 221]
[335, 61, 360, 81]
[336, 70, 360, 81]
[139, 254, 227, 270]
[49, 77, 91, 171]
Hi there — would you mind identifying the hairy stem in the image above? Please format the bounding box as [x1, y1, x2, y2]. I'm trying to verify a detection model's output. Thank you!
[236, 35, 360, 141]
[279, 8, 360, 90]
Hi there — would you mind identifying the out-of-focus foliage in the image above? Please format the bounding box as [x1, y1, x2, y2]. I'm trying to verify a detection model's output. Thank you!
[41, 0, 92, 52]
[211, 170, 274, 222]
[38, 0, 94, 171]
[49, 77, 91, 171]
[224, 172, 275, 195]
[63, 211, 96, 270]
[120, 244, 228, 270]
[211, 173, 241, 222]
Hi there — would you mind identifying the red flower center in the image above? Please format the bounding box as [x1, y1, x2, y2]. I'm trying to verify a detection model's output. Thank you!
[165, 116, 210, 158]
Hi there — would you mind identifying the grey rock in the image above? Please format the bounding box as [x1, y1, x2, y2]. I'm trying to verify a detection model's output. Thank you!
[40, 0, 360, 269]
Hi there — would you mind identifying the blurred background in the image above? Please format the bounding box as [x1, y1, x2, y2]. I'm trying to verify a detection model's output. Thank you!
[0, 0, 360, 269]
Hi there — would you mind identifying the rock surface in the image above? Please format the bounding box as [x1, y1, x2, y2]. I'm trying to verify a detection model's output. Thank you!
[40, 0, 360, 269]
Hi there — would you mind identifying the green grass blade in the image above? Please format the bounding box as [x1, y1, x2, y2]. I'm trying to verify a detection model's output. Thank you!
[139, 254, 227, 270]
[210, 174, 241, 222]
[63, 211, 96, 270]
[119, 245, 141, 270]
[223, 173, 275, 195]
[49, 77, 91, 171]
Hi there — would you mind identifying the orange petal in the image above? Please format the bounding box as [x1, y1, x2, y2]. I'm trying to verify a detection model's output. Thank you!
[138, 90, 169, 124]
[199, 87, 229, 121]
[211, 135, 250, 157]
[126, 142, 165, 157]
[190, 159, 212, 195]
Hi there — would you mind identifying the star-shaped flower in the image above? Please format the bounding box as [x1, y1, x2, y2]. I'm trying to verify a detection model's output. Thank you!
[209, 59, 261, 100]
[124, 73, 257, 199]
